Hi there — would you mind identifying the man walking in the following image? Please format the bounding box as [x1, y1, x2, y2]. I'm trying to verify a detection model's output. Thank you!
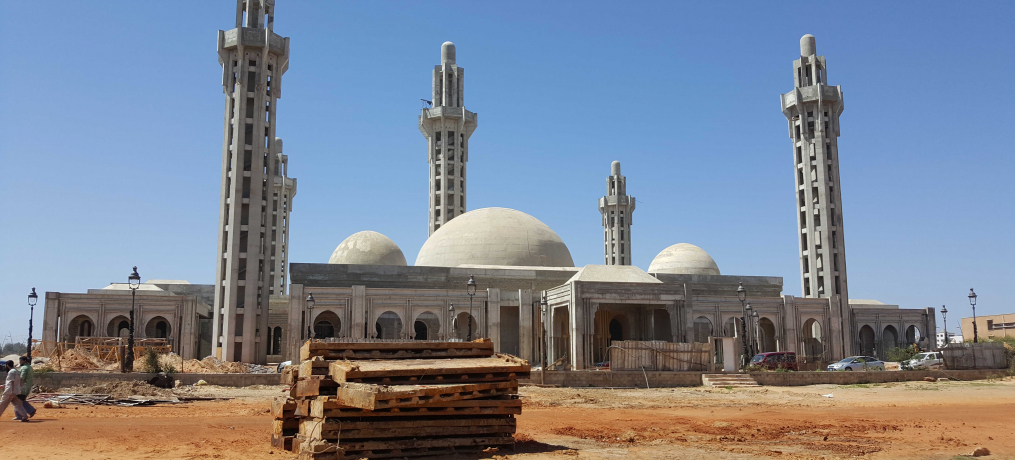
[15, 356, 36, 420]
[0, 360, 27, 421]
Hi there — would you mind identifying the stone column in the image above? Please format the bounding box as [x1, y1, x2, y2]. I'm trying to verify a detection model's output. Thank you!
[783, 295, 799, 354]
[42, 292, 60, 343]
[518, 289, 533, 362]
[351, 285, 366, 339]
[667, 301, 680, 343]
[486, 288, 501, 352]
[682, 283, 695, 343]
[285, 284, 304, 361]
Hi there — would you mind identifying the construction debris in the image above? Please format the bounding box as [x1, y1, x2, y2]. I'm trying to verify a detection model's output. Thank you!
[273, 339, 527, 459]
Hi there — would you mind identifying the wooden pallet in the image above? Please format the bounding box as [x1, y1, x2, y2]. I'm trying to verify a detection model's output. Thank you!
[339, 444, 511, 460]
[338, 435, 515, 454]
[300, 416, 516, 441]
[272, 397, 297, 418]
[311, 397, 521, 418]
[332, 381, 518, 410]
[271, 434, 295, 451]
[328, 355, 530, 384]
[301, 340, 494, 362]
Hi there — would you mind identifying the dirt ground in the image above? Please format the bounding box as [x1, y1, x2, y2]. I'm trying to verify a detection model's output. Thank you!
[3, 378, 1014, 460]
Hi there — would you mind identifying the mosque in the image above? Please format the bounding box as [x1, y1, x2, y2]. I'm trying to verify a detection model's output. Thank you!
[42, 2, 936, 368]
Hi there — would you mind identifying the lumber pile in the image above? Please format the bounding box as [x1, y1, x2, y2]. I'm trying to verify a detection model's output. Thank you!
[272, 340, 528, 460]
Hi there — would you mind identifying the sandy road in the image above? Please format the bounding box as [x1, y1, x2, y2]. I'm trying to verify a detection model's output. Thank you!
[2, 378, 1013, 459]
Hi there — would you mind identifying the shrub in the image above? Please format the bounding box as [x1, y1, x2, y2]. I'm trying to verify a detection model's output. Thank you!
[138, 348, 176, 374]
[885, 345, 920, 366]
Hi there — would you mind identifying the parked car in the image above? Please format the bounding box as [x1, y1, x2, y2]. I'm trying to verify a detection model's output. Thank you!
[827, 356, 885, 371]
[905, 351, 943, 370]
[750, 351, 799, 370]
[276, 360, 292, 373]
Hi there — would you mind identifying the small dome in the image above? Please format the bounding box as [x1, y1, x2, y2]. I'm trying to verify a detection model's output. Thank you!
[441, 41, 456, 64]
[611, 161, 621, 176]
[415, 208, 574, 268]
[800, 34, 816, 56]
[648, 243, 720, 276]
[329, 231, 407, 266]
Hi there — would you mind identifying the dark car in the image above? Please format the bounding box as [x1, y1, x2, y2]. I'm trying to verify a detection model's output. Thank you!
[750, 351, 799, 371]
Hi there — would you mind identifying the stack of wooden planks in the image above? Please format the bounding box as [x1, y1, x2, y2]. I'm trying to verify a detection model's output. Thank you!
[272, 340, 529, 460]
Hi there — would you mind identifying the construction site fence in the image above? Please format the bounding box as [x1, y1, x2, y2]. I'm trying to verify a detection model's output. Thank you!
[609, 340, 713, 372]
[941, 342, 1009, 370]
[31, 340, 174, 370]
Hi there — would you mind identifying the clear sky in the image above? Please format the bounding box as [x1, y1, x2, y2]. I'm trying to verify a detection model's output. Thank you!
[1, 1, 1012, 344]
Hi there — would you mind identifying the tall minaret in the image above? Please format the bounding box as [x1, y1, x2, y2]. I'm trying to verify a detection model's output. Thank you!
[213, 0, 296, 363]
[781, 34, 848, 305]
[598, 161, 635, 265]
[419, 42, 478, 235]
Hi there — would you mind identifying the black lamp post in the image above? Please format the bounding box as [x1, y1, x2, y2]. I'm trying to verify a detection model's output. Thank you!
[124, 266, 141, 373]
[940, 305, 948, 348]
[540, 293, 548, 384]
[306, 292, 316, 339]
[745, 302, 755, 357]
[752, 309, 760, 354]
[466, 275, 477, 341]
[736, 282, 748, 369]
[968, 288, 978, 343]
[449, 304, 456, 340]
[27, 288, 38, 361]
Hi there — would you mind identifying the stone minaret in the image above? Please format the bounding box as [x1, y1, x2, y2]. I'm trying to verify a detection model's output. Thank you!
[419, 42, 478, 235]
[213, 0, 296, 363]
[781, 34, 848, 304]
[598, 161, 635, 265]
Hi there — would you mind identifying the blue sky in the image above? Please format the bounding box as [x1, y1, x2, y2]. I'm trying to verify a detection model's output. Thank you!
[1, 1, 1012, 343]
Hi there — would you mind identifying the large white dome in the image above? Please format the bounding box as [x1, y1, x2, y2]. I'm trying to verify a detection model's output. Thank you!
[329, 231, 407, 266]
[647, 243, 720, 275]
[415, 208, 574, 268]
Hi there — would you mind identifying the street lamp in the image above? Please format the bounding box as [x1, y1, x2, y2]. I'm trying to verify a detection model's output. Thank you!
[540, 293, 548, 384]
[27, 288, 38, 361]
[736, 282, 748, 369]
[752, 310, 760, 355]
[306, 292, 316, 339]
[940, 305, 948, 348]
[745, 302, 755, 357]
[124, 266, 141, 373]
[449, 304, 456, 340]
[968, 288, 978, 343]
[466, 275, 477, 341]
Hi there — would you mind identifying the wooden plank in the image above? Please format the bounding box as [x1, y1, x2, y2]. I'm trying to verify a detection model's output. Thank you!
[271, 434, 295, 451]
[300, 340, 494, 361]
[311, 397, 521, 418]
[313, 424, 516, 442]
[315, 417, 515, 432]
[273, 419, 298, 437]
[332, 381, 518, 410]
[328, 355, 529, 383]
[282, 365, 300, 386]
[296, 377, 339, 397]
[272, 397, 297, 418]
[339, 435, 515, 451]
[339, 445, 506, 460]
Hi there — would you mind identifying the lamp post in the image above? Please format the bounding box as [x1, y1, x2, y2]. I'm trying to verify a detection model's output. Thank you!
[124, 266, 141, 373]
[940, 305, 948, 348]
[27, 288, 38, 361]
[466, 275, 477, 341]
[745, 302, 754, 357]
[306, 292, 316, 339]
[968, 289, 978, 343]
[449, 304, 456, 341]
[752, 310, 760, 355]
[540, 293, 548, 384]
[736, 282, 748, 369]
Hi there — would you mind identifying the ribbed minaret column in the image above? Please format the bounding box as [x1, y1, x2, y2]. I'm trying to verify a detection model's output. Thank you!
[598, 161, 636, 265]
[213, 0, 295, 364]
[781, 34, 848, 306]
[419, 42, 479, 236]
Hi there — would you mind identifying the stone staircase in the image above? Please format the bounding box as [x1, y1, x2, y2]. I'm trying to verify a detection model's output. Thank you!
[702, 373, 760, 387]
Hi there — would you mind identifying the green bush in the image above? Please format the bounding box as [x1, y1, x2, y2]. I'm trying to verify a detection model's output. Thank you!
[138, 347, 176, 374]
[885, 345, 920, 366]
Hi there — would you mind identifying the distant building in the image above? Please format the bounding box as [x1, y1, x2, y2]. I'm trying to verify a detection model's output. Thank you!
[961, 313, 1015, 342]
[936, 331, 963, 348]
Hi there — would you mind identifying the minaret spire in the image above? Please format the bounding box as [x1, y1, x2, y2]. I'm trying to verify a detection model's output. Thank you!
[781, 34, 848, 306]
[598, 161, 635, 265]
[419, 41, 479, 235]
[213, 0, 296, 364]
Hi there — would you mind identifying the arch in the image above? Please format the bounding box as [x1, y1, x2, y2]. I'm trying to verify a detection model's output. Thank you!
[609, 313, 630, 343]
[313, 310, 341, 339]
[107, 315, 131, 338]
[413, 311, 441, 340]
[375, 311, 403, 339]
[271, 326, 282, 355]
[67, 315, 94, 342]
[452, 312, 478, 341]
[882, 325, 899, 350]
[801, 318, 823, 360]
[653, 309, 672, 341]
[758, 317, 777, 352]
[693, 316, 713, 343]
[145, 316, 172, 339]
[858, 325, 876, 357]
[905, 325, 921, 345]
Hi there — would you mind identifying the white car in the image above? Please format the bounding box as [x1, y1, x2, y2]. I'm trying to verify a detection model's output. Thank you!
[827, 356, 885, 371]
[905, 352, 943, 370]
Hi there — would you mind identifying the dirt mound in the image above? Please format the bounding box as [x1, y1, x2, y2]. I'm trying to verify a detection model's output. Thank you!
[62, 380, 176, 398]
[56, 348, 107, 370]
[180, 357, 274, 374]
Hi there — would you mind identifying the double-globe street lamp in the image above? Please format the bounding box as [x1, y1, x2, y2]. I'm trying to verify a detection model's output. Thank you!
[940, 305, 948, 347]
[752, 309, 760, 356]
[466, 276, 477, 341]
[306, 292, 316, 339]
[968, 288, 978, 343]
[736, 282, 748, 369]
[448, 304, 456, 340]
[27, 288, 39, 361]
[540, 293, 548, 384]
[124, 266, 141, 373]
